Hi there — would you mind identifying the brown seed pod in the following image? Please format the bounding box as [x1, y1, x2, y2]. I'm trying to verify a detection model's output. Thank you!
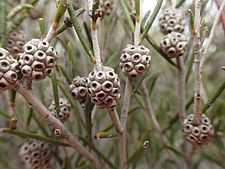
[159, 8, 185, 35]
[0, 47, 19, 90]
[99, 0, 114, 16]
[19, 39, 58, 81]
[49, 98, 71, 123]
[70, 76, 89, 104]
[6, 30, 26, 57]
[120, 44, 151, 79]
[88, 66, 120, 110]
[160, 32, 187, 58]
[19, 139, 52, 169]
[182, 114, 214, 146]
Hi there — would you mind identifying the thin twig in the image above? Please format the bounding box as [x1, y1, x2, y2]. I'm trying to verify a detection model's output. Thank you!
[176, 57, 186, 124]
[107, 108, 123, 134]
[15, 84, 109, 169]
[215, 0, 225, 35]
[140, 82, 161, 132]
[140, 81, 179, 166]
[193, 0, 202, 123]
[45, 1, 66, 42]
[119, 78, 133, 169]
[185, 145, 196, 169]
[89, 0, 102, 70]
[91, 22, 102, 70]
[200, 0, 225, 71]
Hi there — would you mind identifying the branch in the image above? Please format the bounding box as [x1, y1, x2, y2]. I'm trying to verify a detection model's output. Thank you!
[89, 0, 102, 70]
[215, 0, 225, 35]
[200, 0, 225, 71]
[193, 0, 202, 123]
[119, 78, 133, 169]
[107, 108, 123, 134]
[15, 84, 109, 169]
[45, 1, 67, 42]
[140, 81, 178, 163]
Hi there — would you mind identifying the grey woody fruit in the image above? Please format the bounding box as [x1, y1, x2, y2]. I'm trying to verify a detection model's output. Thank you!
[19, 139, 52, 169]
[182, 114, 214, 146]
[100, 0, 114, 16]
[49, 98, 71, 123]
[160, 32, 187, 58]
[120, 44, 151, 79]
[0, 47, 19, 90]
[19, 39, 58, 81]
[70, 76, 89, 104]
[88, 66, 120, 110]
[159, 8, 185, 35]
[6, 30, 26, 56]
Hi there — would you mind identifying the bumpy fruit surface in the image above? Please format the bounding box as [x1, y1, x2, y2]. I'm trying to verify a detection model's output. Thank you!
[88, 66, 120, 110]
[19, 139, 52, 169]
[0, 48, 19, 90]
[6, 30, 26, 56]
[120, 44, 151, 79]
[160, 32, 187, 58]
[19, 39, 58, 81]
[70, 76, 89, 104]
[49, 98, 71, 123]
[182, 114, 214, 146]
[159, 8, 185, 35]
[100, 0, 114, 16]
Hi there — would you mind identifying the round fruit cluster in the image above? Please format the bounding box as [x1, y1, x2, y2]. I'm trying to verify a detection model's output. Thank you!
[182, 114, 214, 146]
[120, 44, 151, 79]
[49, 98, 71, 123]
[88, 66, 120, 110]
[19, 39, 58, 81]
[0, 48, 19, 90]
[19, 139, 52, 169]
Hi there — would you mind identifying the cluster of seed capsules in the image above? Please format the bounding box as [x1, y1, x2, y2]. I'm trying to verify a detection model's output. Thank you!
[0, 37, 58, 91]
[49, 98, 71, 123]
[6, 30, 26, 56]
[159, 8, 214, 145]
[159, 8, 187, 58]
[119, 44, 151, 79]
[70, 76, 89, 104]
[88, 66, 121, 110]
[19, 39, 58, 81]
[0, 48, 19, 90]
[182, 114, 214, 146]
[19, 139, 52, 169]
[69, 66, 121, 111]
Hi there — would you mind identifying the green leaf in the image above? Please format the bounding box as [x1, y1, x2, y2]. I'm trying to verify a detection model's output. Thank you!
[84, 96, 94, 146]
[120, 0, 135, 31]
[7, 4, 33, 19]
[0, 128, 70, 147]
[0, 0, 7, 47]
[141, 0, 163, 42]
[51, 69, 60, 115]
[67, 0, 95, 63]
[202, 79, 225, 113]
[38, 18, 46, 38]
